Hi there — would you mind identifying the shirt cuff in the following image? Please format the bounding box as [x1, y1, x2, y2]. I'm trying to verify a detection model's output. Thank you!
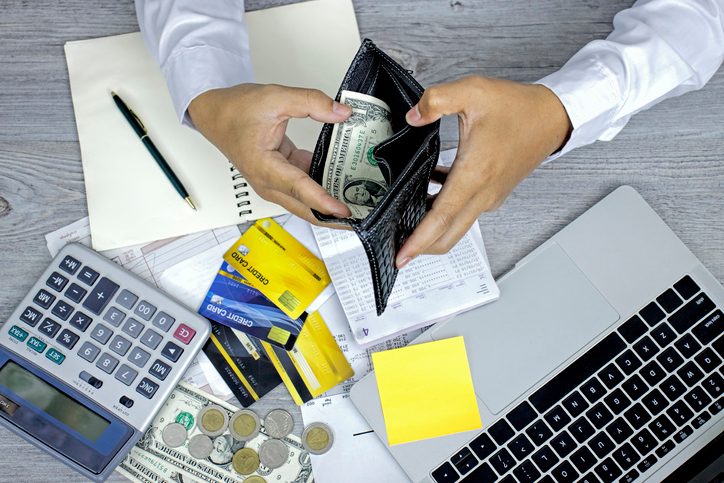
[162, 45, 255, 126]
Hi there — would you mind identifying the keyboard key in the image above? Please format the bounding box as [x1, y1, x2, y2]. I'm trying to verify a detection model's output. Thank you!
[637, 454, 657, 473]
[691, 410, 711, 429]
[616, 350, 643, 375]
[569, 416, 595, 443]
[570, 446, 597, 473]
[655, 440, 675, 458]
[677, 361, 704, 387]
[122, 317, 144, 339]
[641, 361, 666, 386]
[669, 293, 715, 334]
[116, 289, 138, 310]
[579, 473, 600, 483]
[451, 447, 477, 475]
[650, 322, 676, 348]
[38, 318, 61, 338]
[525, 420, 552, 446]
[489, 448, 515, 476]
[692, 309, 722, 345]
[551, 431, 576, 458]
[56, 329, 79, 349]
[563, 391, 589, 417]
[624, 403, 651, 430]
[46, 272, 69, 292]
[20, 306, 42, 327]
[531, 445, 558, 473]
[598, 363, 624, 390]
[460, 462, 495, 483]
[134, 300, 157, 321]
[83, 277, 119, 315]
[78, 341, 101, 363]
[594, 457, 622, 483]
[529, 332, 626, 412]
[498, 476, 516, 483]
[115, 364, 139, 386]
[667, 400, 694, 426]
[674, 333, 701, 358]
[581, 378, 606, 403]
[586, 402, 613, 429]
[96, 352, 119, 374]
[657, 289, 683, 313]
[702, 373, 723, 398]
[618, 315, 647, 344]
[33, 289, 55, 309]
[432, 462, 459, 483]
[59, 255, 81, 274]
[506, 401, 536, 431]
[642, 388, 668, 415]
[136, 377, 159, 399]
[551, 460, 578, 483]
[544, 405, 570, 432]
[633, 336, 659, 362]
[640, 302, 665, 326]
[470, 433, 496, 460]
[588, 432, 615, 458]
[161, 341, 183, 362]
[612, 442, 640, 470]
[714, 334, 724, 357]
[128, 346, 151, 368]
[649, 414, 676, 440]
[51, 300, 73, 321]
[621, 374, 648, 401]
[109, 335, 131, 356]
[684, 386, 711, 412]
[507, 434, 534, 460]
[606, 417, 634, 444]
[78, 266, 99, 286]
[90, 323, 113, 345]
[103, 306, 126, 327]
[173, 323, 196, 344]
[695, 347, 721, 373]
[488, 418, 515, 445]
[661, 375, 687, 401]
[710, 397, 723, 415]
[65, 283, 86, 303]
[673, 424, 693, 443]
[621, 469, 639, 483]
[512, 460, 540, 483]
[140, 328, 162, 350]
[152, 311, 175, 331]
[657, 347, 684, 372]
[673, 275, 699, 300]
[604, 388, 631, 415]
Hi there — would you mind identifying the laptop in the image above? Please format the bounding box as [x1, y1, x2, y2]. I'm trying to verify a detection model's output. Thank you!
[350, 186, 724, 482]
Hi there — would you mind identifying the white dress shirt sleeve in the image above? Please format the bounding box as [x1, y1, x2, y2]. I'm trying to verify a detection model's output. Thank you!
[134, 0, 254, 125]
[538, 0, 724, 160]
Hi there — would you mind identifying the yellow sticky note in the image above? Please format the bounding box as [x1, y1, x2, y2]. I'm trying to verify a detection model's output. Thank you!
[372, 336, 482, 445]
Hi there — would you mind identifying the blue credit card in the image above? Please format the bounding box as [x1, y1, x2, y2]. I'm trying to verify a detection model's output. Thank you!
[198, 262, 304, 350]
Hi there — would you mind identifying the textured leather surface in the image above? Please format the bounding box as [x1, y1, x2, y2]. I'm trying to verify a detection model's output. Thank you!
[310, 39, 441, 315]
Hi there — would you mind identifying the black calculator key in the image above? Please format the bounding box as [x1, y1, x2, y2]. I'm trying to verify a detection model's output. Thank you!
[692, 411, 711, 429]
[20, 306, 42, 327]
[642, 388, 668, 415]
[38, 318, 61, 338]
[551, 460, 578, 483]
[674, 424, 693, 443]
[525, 420, 552, 446]
[669, 293, 715, 334]
[551, 431, 576, 458]
[470, 433, 496, 460]
[594, 457, 622, 483]
[432, 462, 459, 483]
[637, 454, 657, 473]
[69, 311, 93, 332]
[641, 361, 666, 386]
[695, 347, 721, 373]
[661, 375, 687, 401]
[83, 277, 119, 315]
[622, 374, 648, 400]
[451, 447, 477, 475]
[702, 373, 723, 398]
[65, 283, 87, 303]
[649, 414, 676, 440]
[59, 255, 81, 274]
[598, 364, 624, 389]
[512, 460, 540, 483]
[563, 391, 589, 417]
[490, 448, 515, 476]
[33, 289, 55, 309]
[651, 322, 676, 348]
[667, 400, 694, 426]
[136, 377, 159, 399]
[655, 440, 675, 458]
[116, 289, 138, 310]
[616, 350, 643, 375]
[684, 386, 711, 411]
[674, 334, 701, 358]
[657, 289, 683, 313]
[673, 275, 699, 300]
[657, 347, 684, 372]
[624, 403, 651, 430]
[149, 359, 172, 381]
[606, 417, 634, 444]
[78, 266, 99, 286]
[569, 416, 595, 443]
[544, 405, 570, 432]
[506, 401, 536, 431]
[56, 329, 79, 349]
[489, 418, 515, 445]
[692, 309, 723, 345]
[677, 361, 704, 387]
[618, 315, 647, 344]
[612, 442, 640, 470]
[640, 302, 665, 326]
[633, 336, 659, 362]
[571, 446, 597, 473]
[710, 397, 723, 415]
[588, 432, 615, 458]
[586, 403, 613, 429]
[581, 378, 606, 403]
[532, 445, 558, 472]
[51, 300, 73, 321]
[604, 388, 631, 415]
[161, 341, 183, 362]
[460, 462, 495, 483]
[507, 434, 534, 460]
[46, 272, 69, 292]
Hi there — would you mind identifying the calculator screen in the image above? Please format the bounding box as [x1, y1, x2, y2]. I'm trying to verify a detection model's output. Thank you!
[0, 361, 110, 441]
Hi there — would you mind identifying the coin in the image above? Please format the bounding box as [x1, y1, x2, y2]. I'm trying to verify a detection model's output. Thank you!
[264, 409, 294, 439]
[161, 422, 187, 448]
[197, 404, 229, 437]
[231, 447, 260, 475]
[258, 438, 289, 469]
[243, 477, 266, 483]
[302, 422, 334, 454]
[188, 434, 214, 459]
[229, 409, 260, 441]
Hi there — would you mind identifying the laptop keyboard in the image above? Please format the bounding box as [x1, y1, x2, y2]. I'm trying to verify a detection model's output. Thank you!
[432, 275, 723, 483]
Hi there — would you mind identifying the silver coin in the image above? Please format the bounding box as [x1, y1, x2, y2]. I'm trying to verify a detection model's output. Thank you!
[302, 422, 334, 455]
[258, 438, 289, 469]
[264, 409, 294, 439]
[197, 404, 229, 437]
[229, 409, 261, 441]
[161, 422, 188, 448]
[188, 434, 214, 459]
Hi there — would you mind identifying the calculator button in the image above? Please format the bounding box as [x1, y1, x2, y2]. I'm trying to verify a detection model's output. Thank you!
[64, 283, 87, 303]
[136, 378, 159, 399]
[161, 341, 183, 362]
[38, 318, 61, 338]
[135, 301, 157, 321]
[46, 348, 65, 365]
[103, 306, 126, 327]
[79, 371, 103, 389]
[68, 311, 93, 332]
[128, 347, 151, 368]
[46, 272, 69, 292]
[59, 255, 81, 275]
[115, 364, 139, 386]
[116, 289, 139, 310]
[83, 277, 119, 315]
[8, 325, 28, 342]
[149, 359, 172, 381]
[78, 342, 101, 363]
[119, 396, 134, 408]
[152, 311, 175, 332]
[109, 335, 132, 356]
[96, 353, 119, 374]
[140, 329, 162, 350]
[27, 337, 47, 353]
[33, 289, 55, 309]
[78, 266, 99, 286]
[90, 324, 114, 345]
[20, 306, 42, 327]
[51, 300, 74, 321]
[56, 329, 80, 349]
[122, 318, 144, 339]
[174, 324, 196, 344]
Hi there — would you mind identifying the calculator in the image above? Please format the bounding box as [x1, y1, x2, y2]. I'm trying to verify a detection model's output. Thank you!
[0, 243, 211, 481]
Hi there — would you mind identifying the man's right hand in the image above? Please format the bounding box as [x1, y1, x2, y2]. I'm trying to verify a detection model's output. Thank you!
[188, 84, 353, 222]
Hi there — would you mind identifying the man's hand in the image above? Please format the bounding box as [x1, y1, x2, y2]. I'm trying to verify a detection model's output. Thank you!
[188, 84, 353, 222]
[396, 76, 572, 268]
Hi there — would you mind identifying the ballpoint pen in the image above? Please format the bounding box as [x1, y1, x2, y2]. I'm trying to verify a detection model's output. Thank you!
[111, 91, 196, 210]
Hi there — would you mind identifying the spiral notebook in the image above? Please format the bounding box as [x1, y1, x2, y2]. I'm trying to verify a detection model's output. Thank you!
[64, 0, 361, 251]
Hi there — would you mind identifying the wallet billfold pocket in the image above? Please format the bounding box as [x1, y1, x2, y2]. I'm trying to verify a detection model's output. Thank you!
[309, 39, 440, 315]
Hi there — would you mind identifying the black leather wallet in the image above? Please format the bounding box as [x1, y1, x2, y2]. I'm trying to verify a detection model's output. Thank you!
[309, 39, 441, 315]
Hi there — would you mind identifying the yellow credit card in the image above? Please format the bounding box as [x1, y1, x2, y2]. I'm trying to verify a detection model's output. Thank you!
[223, 218, 331, 319]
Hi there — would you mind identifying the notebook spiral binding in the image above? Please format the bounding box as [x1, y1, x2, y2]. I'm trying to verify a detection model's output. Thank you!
[230, 166, 252, 217]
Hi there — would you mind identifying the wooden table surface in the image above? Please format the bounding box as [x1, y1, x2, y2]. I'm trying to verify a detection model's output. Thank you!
[1, 0, 723, 481]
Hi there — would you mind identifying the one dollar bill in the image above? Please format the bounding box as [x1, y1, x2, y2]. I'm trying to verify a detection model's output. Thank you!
[322, 90, 393, 219]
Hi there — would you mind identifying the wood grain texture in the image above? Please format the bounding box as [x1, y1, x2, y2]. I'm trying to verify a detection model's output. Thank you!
[0, 0, 723, 481]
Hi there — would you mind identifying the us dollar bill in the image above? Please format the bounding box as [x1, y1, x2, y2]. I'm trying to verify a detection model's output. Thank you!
[116, 382, 313, 483]
[322, 90, 393, 219]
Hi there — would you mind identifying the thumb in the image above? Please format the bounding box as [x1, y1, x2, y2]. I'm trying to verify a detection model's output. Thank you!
[406, 82, 465, 127]
[280, 87, 352, 123]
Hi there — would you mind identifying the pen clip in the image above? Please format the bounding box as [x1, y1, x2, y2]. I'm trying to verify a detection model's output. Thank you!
[129, 109, 146, 133]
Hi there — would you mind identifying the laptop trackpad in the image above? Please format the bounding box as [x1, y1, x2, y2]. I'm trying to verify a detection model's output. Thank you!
[431, 242, 620, 414]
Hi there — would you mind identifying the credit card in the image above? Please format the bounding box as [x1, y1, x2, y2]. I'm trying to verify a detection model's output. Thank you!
[199, 261, 304, 350]
[223, 218, 331, 319]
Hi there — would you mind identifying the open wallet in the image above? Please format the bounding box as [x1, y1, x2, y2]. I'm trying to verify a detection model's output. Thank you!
[309, 39, 441, 315]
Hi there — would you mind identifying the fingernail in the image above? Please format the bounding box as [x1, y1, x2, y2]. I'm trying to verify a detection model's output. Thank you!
[397, 257, 412, 269]
[406, 105, 421, 124]
[332, 101, 351, 116]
